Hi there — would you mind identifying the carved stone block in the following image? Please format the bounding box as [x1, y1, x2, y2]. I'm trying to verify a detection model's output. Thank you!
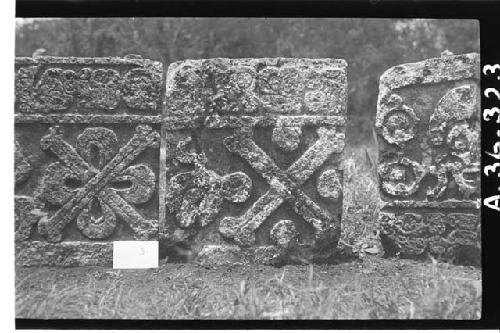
[161, 58, 347, 265]
[375, 53, 480, 264]
[15, 56, 162, 266]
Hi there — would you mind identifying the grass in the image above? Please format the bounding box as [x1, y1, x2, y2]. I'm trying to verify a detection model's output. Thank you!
[340, 143, 381, 254]
[16, 256, 481, 320]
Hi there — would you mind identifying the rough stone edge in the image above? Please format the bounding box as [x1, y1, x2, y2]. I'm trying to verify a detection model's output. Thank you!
[162, 114, 346, 130]
[15, 55, 162, 71]
[381, 199, 480, 210]
[166, 57, 347, 72]
[15, 241, 113, 267]
[195, 244, 284, 266]
[375, 53, 480, 128]
[15, 114, 162, 124]
[165, 58, 348, 94]
[159, 119, 168, 242]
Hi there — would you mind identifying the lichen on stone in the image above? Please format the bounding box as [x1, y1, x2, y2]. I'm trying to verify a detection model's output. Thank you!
[14, 140, 33, 185]
[165, 154, 253, 229]
[162, 57, 347, 265]
[77, 68, 121, 110]
[378, 157, 426, 197]
[14, 55, 162, 267]
[35, 125, 158, 242]
[165, 58, 347, 118]
[122, 67, 163, 110]
[272, 124, 302, 151]
[376, 54, 480, 265]
[16, 241, 113, 267]
[15, 56, 163, 114]
[15, 196, 44, 241]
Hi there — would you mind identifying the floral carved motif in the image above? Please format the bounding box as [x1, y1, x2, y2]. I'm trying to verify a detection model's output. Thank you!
[35, 125, 159, 242]
[376, 53, 481, 264]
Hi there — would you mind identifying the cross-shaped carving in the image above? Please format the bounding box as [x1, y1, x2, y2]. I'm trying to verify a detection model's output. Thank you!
[219, 124, 344, 246]
[37, 125, 159, 242]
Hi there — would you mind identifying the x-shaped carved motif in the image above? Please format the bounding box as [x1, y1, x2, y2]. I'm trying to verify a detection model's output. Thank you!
[38, 125, 159, 242]
[219, 125, 344, 246]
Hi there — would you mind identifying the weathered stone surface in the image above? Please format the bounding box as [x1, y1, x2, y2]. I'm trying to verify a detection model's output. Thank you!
[15, 56, 162, 114]
[15, 140, 33, 184]
[196, 245, 244, 266]
[16, 241, 112, 266]
[15, 196, 43, 241]
[317, 169, 342, 201]
[375, 53, 480, 265]
[195, 244, 285, 266]
[270, 219, 299, 249]
[14, 56, 162, 266]
[165, 58, 346, 118]
[161, 58, 347, 265]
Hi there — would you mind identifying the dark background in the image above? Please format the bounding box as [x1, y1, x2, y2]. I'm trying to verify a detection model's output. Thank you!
[15, 18, 479, 147]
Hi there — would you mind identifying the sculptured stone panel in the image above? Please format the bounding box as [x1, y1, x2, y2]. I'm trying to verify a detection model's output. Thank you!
[15, 56, 162, 266]
[161, 58, 347, 265]
[375, 53, 480, 265]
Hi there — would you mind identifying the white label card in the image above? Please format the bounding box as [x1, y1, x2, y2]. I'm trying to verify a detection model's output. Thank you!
[113, 241, 158, 269]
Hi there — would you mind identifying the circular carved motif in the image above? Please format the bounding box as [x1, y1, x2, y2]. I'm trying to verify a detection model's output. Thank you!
[447, 123, 479, 163]
[379, 157, 426, 197]
[425, 213, 446, 235]
[122, 68, 162, 110]
[77, 68, 121, 110]
[272, 125, 302, 151]
[76, 127, 118, 169]
[76, 197, 117, 239]
[317, 169, 342, 201]
[398, 213, 426, 235]
[221, 172, 252, 203]
[270, 220, 299, 249]
[231, 69, 255, 90]
[382, 105, 418, 146]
